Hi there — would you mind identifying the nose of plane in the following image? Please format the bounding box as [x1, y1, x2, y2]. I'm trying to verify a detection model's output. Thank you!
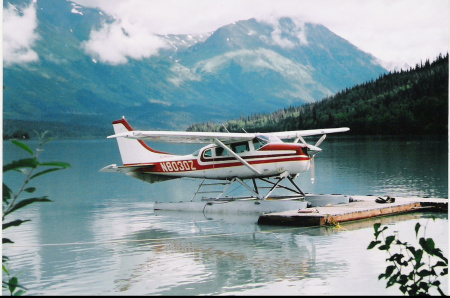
[299, 143, 322, 156]
[295, 134, 326, 157]
[306, 145, 322, 155]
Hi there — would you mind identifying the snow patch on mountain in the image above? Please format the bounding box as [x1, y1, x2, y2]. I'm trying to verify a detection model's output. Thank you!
[168, 62, 202, 86]
[194, 48, 310, 78]
[71, 8, 83, 15]
[255, 17, 309, 49]
[160, 33, 212, 57]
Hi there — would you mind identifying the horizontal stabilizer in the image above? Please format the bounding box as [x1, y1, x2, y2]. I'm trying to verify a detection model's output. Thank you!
[99, 164, 154, 173]
[100, 163, 177, 184]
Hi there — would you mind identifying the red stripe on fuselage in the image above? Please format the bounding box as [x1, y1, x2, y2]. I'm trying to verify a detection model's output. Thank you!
[126, 154, 309, 174]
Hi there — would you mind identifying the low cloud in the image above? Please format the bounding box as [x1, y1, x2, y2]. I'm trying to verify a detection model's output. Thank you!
[3, 2, 40, 66]
[75, 0, 448, 69]
[81, 19, 169, 65]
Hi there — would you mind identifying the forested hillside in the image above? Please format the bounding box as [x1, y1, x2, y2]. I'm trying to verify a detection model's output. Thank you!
[3, 118, 111, 140]
[188, 53, 448, 136]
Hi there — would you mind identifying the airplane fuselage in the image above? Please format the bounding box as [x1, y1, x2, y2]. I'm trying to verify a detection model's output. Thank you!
[127, 140, 311, 181]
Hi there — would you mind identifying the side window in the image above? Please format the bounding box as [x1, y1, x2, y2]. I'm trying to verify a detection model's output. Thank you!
[203, 149, 212, 158]
[215, 146, 229, 157]
[232, 142, 249, 154]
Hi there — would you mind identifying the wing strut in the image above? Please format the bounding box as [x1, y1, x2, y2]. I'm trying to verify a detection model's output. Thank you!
[213, 138, 261, 175]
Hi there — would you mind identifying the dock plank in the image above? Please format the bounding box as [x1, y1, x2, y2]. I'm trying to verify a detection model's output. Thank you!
[257, 196, 447, 226]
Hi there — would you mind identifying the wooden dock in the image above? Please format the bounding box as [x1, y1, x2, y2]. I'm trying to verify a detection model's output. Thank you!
[257, 196, 448, 227]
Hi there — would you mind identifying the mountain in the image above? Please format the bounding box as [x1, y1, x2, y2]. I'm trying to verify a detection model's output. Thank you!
[187, 54, 448, 136]
[3, 0, 387, 137]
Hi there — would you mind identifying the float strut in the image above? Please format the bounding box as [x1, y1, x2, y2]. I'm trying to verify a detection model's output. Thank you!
[287, 176, 305, 196]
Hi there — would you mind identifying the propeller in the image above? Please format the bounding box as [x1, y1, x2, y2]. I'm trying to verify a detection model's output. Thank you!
[295, 134, 327, 184]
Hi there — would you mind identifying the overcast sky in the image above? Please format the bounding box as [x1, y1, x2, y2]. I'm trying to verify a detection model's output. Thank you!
[3, 0, 449, 70]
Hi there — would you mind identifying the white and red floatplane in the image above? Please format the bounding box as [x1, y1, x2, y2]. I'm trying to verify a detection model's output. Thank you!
[101, 117, 350, 213]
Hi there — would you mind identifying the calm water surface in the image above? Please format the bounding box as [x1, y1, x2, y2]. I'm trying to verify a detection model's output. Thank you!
[2, 136, 448, 295]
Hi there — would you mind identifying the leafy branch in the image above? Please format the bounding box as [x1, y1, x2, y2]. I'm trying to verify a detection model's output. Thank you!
[2, 133, 71, 295]
[368, 221, 448, 296]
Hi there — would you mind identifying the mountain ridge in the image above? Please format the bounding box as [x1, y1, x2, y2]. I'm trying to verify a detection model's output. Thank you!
[187, 53, 448, 136]
[4, 0, 387, 134]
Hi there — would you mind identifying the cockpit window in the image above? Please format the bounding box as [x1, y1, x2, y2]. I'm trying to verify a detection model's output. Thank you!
[253, 134, 282, 150]
[215, 146, 230, 157]
[253, 138, 264, 150]
[203, 149, 212, 158]
[231, 142, 249, 154]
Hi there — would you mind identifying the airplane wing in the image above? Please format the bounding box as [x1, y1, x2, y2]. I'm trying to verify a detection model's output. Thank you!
[107, 127, 349, 143]
[272, 127, 350, 139]
[108, 131, 256, 144]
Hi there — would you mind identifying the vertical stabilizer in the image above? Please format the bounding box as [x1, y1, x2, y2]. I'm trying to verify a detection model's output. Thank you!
[111, 117, 172, 165]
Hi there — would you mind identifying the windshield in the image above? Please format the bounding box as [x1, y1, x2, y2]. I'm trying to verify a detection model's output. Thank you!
[253, 133, 282, 150]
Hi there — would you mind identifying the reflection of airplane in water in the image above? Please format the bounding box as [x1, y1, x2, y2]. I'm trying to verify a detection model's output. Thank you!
[112, 209, 430, 295]
[101, 117, 350, 213]
[113, 210, 319, 294]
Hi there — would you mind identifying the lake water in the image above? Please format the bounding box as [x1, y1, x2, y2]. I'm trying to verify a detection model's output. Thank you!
[2, 136, 448, 295]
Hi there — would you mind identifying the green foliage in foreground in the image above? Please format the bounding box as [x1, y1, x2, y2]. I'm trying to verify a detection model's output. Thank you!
[368, 221, 448, 296]
[2, 133, 71, 295]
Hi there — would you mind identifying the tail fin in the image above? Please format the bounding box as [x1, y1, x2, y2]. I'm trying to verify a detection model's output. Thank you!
[111, 117, 172, 166]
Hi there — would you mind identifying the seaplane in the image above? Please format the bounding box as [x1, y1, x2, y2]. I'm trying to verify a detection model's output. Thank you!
[101, 117, 350, 213]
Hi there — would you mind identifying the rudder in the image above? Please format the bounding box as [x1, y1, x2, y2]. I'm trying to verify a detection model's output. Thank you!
[111, 117, 172, 166]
